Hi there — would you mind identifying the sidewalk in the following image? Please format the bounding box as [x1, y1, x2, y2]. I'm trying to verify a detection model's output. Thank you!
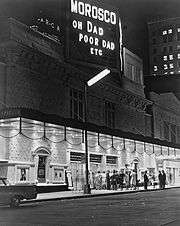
[23, 184, 180, 204]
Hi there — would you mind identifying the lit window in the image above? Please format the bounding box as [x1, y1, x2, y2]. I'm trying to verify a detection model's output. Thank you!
[163, 30, 167, 35]
[163, 56, 167, 61]
[164, 64, 168, 70]
[164, 72, 168, 75]
[178, 28, 180, 32]
[168, 29, 172, 34]
[153, 65, 158, 71]
[169, 54, 173, 60]
[178, 70, 180, 73]
[169, 63, 174, 69]
[178, 53, 180, 59]
[170, 71, 174, 74]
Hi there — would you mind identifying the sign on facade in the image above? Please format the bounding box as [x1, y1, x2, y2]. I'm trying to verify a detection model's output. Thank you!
[66, 0, 121, 69]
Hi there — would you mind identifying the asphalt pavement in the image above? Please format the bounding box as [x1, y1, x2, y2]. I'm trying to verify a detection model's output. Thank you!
[0, 188, 180, 226]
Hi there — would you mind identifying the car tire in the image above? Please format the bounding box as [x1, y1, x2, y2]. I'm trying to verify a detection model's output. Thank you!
[10, 196, 21, 208]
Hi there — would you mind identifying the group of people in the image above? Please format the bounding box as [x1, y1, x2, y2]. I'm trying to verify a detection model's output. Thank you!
[91, 169, 167, 191]
[92, 169, 138, 191]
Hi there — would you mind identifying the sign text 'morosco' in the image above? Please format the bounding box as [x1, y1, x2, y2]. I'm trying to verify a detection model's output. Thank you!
[71, 0, 117, 25]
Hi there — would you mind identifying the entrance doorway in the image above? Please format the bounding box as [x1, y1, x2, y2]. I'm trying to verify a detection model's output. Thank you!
[38, 156, 47, 183]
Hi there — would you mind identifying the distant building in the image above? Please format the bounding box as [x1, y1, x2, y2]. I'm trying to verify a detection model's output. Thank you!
[148, 17, 180, 76]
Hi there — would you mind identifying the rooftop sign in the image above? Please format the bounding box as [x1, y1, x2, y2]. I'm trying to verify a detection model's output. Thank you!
[66, 0, 121, 69]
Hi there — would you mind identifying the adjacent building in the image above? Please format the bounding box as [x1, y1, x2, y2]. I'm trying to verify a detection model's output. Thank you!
[148, 17, 180, 76]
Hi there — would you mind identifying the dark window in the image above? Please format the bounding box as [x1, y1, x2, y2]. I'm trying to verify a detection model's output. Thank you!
[106, 156, 117, 164]
[152, 38, 156, 44]
[70, 152, 85, 162]
[152, 31, 156, 36]
[169, 46, 173, 52]
[70, 88, 84, 121]
[178, 61, 180, 68]
[163, 47, 167, 53]
[90, 154, 102, 163]
[153, 48, 157, 54]
[177, 33, 180, 41]
[168, 35, 173, 42]
[170, 124, 176, 143]
[164, 122, 169, 141]
[105, 101, 115, 128]
[163, 36, 167, 43]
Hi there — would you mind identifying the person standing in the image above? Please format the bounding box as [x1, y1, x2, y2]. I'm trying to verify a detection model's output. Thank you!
[158, 171, 163, 189]
[162, 170, 166, 189]
[119, 169, 125, 191]
[144, 171, 149, 190]
[110, 170, 117, 190]
[106, 170, 111, 190]
[125, 170, 130, 190]
[131, 170, 137, 190]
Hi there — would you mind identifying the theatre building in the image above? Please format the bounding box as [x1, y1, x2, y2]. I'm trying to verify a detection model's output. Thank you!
[0, 1, 180, 190]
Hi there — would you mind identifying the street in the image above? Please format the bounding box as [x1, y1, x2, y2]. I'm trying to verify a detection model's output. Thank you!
[0, 188, 180, 226]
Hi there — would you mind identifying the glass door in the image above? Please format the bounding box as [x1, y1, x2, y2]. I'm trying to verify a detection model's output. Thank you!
[38, 156, 46, 183]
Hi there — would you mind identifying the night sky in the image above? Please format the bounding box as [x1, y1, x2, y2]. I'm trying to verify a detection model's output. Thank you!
[0, 0, 180, 74]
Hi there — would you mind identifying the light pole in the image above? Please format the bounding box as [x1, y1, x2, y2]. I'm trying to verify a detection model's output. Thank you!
[83, 68, 111, 194]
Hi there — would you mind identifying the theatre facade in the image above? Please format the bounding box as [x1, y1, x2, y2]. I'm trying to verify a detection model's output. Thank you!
[0, 0, 180, 189]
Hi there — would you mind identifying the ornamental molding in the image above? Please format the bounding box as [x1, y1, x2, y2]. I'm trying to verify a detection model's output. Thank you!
[98, 83, 151, 111]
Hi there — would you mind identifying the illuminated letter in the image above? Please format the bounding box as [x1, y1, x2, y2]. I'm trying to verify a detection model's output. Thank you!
[71, 0, 78, 13]
[85, 3, 91, 17]
[78, 2, 85, 15]
[98, 8, 104, 21]
[87, 21, 93, 33]
[79, 33, 83, 42]
[104, 10, 110, 23]
[110, 12, 117, 25]
[92, 6, 98, 19]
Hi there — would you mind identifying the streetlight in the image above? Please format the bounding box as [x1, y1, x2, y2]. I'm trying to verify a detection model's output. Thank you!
[84, 68, 111, 194]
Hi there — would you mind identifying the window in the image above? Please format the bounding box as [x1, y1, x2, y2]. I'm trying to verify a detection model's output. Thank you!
[70, 152, 85, 162]
[163, 56, 167, 61]
[169, 63, 174, 69]
[164, 122, 169, 141]
[177, 28, 180, 32]
[153, 48, 157, 54]
[168, 29, 172, 34]
[90, 154, 102, 163]
[178, 53, 180, 59]
[164, 64, 168, 70]
[18, 167, 29, 182]
[163, 47, 167, 53]
[152, 31, 156, 36]
[153, 65, 158, 71]
[169, 46, 173, 52]
[70, 88, 84, 121]
[105, 101, 115, 128]
[163, 30, 167, 35]
[152, 38, 156, 44]
[134, 67, 142, 84]
[106, 156, 117, 164]
[170, 124, 176, 143]
[163, 36, 167, 43]
[177, 45, 180, 50]
[169, 54, 173, 60]
[54, 168, 64, 182]
[178, 61, 180, 67]
[170, 71, 174, 74]
[127, 63, 134, 80]
[164, 72, 168, 75]
[168, 35, 173, 42]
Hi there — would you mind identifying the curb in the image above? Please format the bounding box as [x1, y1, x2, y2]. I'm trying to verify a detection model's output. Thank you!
[22, 186, 180, 204]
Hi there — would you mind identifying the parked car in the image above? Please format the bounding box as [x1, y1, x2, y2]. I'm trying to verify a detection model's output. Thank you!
[0, 177, 37, 207]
